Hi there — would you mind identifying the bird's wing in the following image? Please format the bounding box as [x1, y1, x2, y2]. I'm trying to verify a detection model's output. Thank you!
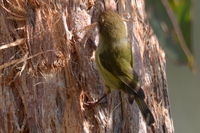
[99, 47, 139, 93]
[129, 41, 133, 68]
[98, 49, 154, 125]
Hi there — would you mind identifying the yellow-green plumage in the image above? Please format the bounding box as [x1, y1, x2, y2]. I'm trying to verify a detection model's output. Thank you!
[95, 10, 155, 125]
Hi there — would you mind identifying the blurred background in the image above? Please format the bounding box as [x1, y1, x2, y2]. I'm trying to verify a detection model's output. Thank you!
[164, 0, 200, 132]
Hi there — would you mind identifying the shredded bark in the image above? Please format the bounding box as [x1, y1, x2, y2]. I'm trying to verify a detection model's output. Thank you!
[0, 0, 174, 133]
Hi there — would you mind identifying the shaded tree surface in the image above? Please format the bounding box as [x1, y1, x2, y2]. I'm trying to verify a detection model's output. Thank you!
[0, 0, 174, 133]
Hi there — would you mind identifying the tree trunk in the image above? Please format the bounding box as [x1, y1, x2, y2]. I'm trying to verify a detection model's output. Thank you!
[0, 0, 174, 133]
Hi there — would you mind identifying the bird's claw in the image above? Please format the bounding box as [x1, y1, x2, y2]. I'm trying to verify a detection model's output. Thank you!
[83, 99, 98, 108]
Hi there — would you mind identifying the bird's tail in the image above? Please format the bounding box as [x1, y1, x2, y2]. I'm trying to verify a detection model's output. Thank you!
[135, 95, 155, 125]
[125, 86, 155, 125]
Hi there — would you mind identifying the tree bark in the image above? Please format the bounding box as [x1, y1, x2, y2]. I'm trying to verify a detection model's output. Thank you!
[0, 0, 174, 133]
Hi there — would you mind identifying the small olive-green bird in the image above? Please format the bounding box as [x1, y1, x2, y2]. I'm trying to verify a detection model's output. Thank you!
[95, 10, 155, 125]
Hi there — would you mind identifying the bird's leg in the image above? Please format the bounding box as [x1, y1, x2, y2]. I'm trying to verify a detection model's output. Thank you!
[85, 93, 107, 106]
[84, 86, 111, 107]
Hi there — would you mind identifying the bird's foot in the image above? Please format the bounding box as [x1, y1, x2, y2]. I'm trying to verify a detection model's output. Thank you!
[83, 99, 99, 107]
[80, 91, 108, 110]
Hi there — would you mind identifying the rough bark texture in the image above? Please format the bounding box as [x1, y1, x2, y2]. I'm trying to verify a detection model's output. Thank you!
[0, 0, 174, 133]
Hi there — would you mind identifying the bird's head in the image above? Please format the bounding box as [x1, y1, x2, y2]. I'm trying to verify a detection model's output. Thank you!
[98, 10, 127, 41]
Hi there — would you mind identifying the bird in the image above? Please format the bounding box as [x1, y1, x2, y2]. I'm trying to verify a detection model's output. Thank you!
[95, 10, 155, 125]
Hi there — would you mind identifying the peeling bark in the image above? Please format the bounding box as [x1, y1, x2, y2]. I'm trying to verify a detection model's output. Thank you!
[0, 0, 174, 133]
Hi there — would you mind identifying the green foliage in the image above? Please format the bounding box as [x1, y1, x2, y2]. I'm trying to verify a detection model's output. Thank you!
[144, 0, 195, 71]
[169, 0, 192, 50]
